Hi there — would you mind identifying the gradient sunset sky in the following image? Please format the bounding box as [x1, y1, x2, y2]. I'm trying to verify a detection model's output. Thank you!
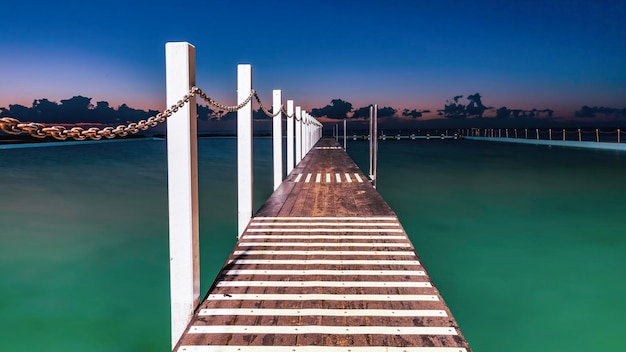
[1, 0, 625, 118]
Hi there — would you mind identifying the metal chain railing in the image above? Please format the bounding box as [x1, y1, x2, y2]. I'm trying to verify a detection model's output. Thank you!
[252, 91, 281, 118]
[194, 87, 255, 112]
[280, 106, 294, 119]
[1, 87, 197, 141]
[0, 86, 313, 141]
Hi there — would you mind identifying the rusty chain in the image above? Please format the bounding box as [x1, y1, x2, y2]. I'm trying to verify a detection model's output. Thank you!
[252, 91, 281, 118]
[195, 87, 255, 112]
[0, 87, 319, 141]
[0, 87, 197, 141]
[280, 106, 294, 119]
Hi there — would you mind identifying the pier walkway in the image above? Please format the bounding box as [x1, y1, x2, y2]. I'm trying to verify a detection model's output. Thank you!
[174, 138, 470, 351]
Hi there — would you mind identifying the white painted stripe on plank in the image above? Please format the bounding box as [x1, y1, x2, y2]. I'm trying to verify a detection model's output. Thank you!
[305, 173, 312, 183]
[326, 173, 331, 182]
[315, 173, 321, 183]
[354, 173, 363, 182]
[335, 173, 341, 182]
[239, 242, 411, 247]
[249, 222, 401, 227]
[242, 235, 407, 240]
[227, 259, 421, 265]
[216, 281, 431, 287]
[222, 269, 426, 276]
[232, 250, 413, 256]
[246, 228, 404, 233]
[345, 173, 352, 183]
[178, 347, 467, 352]
[208, 293, 439, 302]
[253, 216, 397, 221]
[189, 325, 456, 335]
[198, 308, 446, 317]
[207, 293, 439, 301]
[294, 174, 302, 183]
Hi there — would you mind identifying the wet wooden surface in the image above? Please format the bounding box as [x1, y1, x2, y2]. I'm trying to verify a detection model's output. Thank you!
[175, 138, 471, 351]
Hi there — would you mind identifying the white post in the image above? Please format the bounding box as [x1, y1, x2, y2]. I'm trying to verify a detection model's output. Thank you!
[272, 90, 282, 190]
[295, 106, 302, 163]
[343, 119, 347, 150]
[305, 113, 310, 153]
[373, 104, 378, 189]
[165, 42, 199, 349]
[286, 100, 294, 174]
[302, 112, 307, 155]
[369, 106, 373, 178]
[237, 64, 253, 238]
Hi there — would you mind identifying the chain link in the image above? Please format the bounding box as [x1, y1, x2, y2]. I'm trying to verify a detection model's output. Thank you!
[194, 87, 255, 113]
[280, 106, 295, 119]
[252, 91, 281, 118]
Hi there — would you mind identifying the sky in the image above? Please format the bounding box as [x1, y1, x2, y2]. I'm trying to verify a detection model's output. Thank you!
[1, 0, 625, 121]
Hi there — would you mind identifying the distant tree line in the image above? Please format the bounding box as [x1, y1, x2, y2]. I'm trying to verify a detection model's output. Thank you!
[2, 94, 624, 125]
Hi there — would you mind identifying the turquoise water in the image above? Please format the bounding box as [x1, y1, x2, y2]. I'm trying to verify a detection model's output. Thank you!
[0, 138, 272, 352]
[349, 140, 626, 351]
[1, 137, 625, 351]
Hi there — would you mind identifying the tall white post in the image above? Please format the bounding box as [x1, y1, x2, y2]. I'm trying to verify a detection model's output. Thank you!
[272, 90, 282, 190]
[295, 106, 302, 163]
[286, 100, 294, 174]
[237, 64, 253, 238]
[373, 104, 378, 189]
[165, 42, 199, 349]
[369, 106, 373, 178]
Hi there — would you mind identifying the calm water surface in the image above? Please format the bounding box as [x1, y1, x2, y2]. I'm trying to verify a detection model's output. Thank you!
[1, 137, 625, 351]
[349, 140, 626, 351]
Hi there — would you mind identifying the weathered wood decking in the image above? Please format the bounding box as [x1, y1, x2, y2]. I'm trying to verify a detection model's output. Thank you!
[175, 138, 471, 351]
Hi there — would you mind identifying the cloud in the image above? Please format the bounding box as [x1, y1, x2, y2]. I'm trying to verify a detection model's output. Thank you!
[0, 96, 159, 124]
[402, 109, 423, 118]
[310, 99, 353, 119]
[575, 106, 626, 118]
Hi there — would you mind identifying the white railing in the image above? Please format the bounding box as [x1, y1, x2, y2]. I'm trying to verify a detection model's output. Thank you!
[165, 42, 322, 349]
[465, 127, 625, 143]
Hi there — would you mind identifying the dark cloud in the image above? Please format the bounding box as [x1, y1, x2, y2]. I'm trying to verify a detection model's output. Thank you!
[0, 96, 159, 124]
[402, 109, 423, 118]
[465, 93, 487, 117]
[378, 106, 397, 118]
[311, 99, 353, 119]
[495, 107, 554, 118]
[197, 104, 217, 121]
[438, 93, 556, 119]
[575, 106, 626, 118]
[440, 93, 488, 118]
[352, 106, 370, 119]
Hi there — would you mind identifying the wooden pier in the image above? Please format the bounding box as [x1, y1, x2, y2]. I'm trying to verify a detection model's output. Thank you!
[174, 138, 471, 351]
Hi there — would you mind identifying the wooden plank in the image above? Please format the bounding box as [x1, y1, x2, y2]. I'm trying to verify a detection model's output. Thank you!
[174, 138, 471, 351]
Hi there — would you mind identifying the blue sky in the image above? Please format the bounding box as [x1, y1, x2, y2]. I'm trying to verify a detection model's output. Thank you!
[1, 0, 625, 119]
